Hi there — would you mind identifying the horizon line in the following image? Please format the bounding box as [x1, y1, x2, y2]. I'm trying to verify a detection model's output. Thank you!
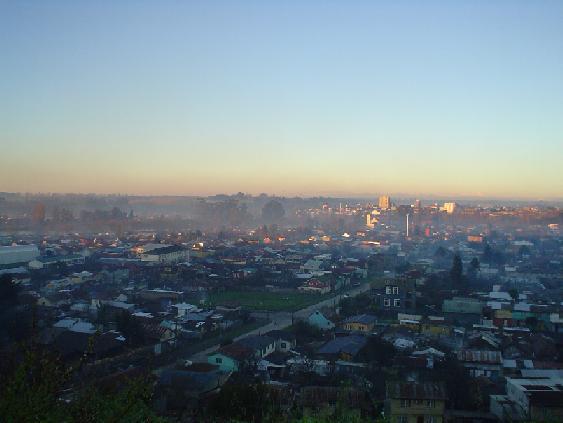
[2, 191, 562, 203]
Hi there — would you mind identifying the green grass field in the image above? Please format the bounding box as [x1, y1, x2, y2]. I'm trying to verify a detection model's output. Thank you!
[205, 290, 331, 311]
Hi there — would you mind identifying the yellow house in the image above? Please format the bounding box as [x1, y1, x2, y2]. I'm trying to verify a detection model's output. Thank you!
[421, 323, 451, 336]
[342, 314, 377, 332]
[386, 382, 446, 423]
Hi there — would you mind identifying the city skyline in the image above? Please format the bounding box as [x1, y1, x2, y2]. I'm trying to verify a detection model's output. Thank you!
[2, 1, 563, 198]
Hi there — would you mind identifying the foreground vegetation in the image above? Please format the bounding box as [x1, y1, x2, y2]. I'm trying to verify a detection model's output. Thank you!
[0, 345, 165, 422]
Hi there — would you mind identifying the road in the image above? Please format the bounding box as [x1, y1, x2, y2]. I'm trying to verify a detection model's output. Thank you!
[187, 282, 372, 363]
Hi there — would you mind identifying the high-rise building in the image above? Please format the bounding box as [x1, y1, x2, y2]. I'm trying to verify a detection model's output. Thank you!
[366, 212, 378, 228]
[378, 195, 391, 210]
[443, 202, 457, 214]
[414, 199, 421, 210]
[32, 202, 46, 224]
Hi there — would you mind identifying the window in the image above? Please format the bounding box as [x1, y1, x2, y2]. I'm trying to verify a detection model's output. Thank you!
[397, 416, 408, 423]
[415, 399, 423, 405]
[400, 399, 410, 408]
[281, 342, 287, 349]
[384, 298, 391, 307]
[394, 299, 401, 307]
[386, 286, 392, 294]
[393, 286, 399, 294]
[426, 400, 435, 408]
[425, 416, 436, 423]
[215, 357, 222, 364]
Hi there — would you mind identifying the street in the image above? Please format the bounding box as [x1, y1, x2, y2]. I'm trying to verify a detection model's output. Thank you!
[187, 282, 372, 363]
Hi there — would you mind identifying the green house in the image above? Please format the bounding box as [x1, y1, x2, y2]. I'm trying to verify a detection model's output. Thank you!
[207, 343, 254, 372]
[308, 310, 335, 331]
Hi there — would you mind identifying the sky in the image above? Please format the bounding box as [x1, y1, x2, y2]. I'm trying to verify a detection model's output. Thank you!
[1, 1, 562, 199]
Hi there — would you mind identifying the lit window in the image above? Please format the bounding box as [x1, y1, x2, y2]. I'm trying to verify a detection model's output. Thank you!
[386, 286, 392, 294]
[394, 299, 401, 307]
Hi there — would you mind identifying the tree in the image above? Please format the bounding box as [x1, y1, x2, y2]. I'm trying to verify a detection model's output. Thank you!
[508, 288, 518, 301]
[206, 382, 285, 422]
[525, 316, 538, 330]
[518, 245, 531, 258]
[0, 346, 164, 422]
[0, 274, 19, 307]
[292, 320, 322, 344]
[434, 246, 447, 258]
[468, 257, 480, 280]
[358, 336, 395, 367]
[0, 275, 33, 343]
[450, 254, 463, 284]
[482, 243, 493, 263]
[262, 200, 285, 223]
[116, 311, 145, 346]
[435, 355, 480, 410]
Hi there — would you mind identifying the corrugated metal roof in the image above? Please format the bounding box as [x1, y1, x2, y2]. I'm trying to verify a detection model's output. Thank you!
[458, 350, 502, 364]
[387, 382, 447, 400]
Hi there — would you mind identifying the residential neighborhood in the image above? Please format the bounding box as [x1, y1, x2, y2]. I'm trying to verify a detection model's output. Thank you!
[0, 193, 561, 421]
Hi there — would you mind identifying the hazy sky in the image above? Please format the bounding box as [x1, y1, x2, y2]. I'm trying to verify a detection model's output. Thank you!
[1, 1, 562, 199]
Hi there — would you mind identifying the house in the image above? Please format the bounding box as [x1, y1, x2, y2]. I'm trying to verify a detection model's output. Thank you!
[266, 330, 297, 352]
[490, 376, 563, 422]
[140, 245, 189, 264]
[386, 382, 447, 423]
[342, 314, 377, 333]
[298, 278, 331, 294]
[317, 335, 367, 362]
[375, 277, 416, 312]
[70, 271, 94, 284]
[173, 302, 198, 317]
[457, 350, 503, 379]
[300, 259, 323, 272]
[156, 364, 231, 412]
[442, 297, 483, 314]
[208, 343, 255, 372]
[53, 318, 96, 334]
[308, 310, 335, 331]
[142, 322, 175, 343]
[411, 348, 445, 369]
[237, 335, 276, 359]
[28, 254, 84, 269]
[420, 316, 451, 337]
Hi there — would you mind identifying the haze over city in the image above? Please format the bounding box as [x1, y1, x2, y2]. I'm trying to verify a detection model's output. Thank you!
[1, 2, 563, 423]
[2, 1, 563, 199]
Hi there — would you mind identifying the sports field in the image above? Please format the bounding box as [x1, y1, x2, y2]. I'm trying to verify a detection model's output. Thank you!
[206, 290, 331, 311]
